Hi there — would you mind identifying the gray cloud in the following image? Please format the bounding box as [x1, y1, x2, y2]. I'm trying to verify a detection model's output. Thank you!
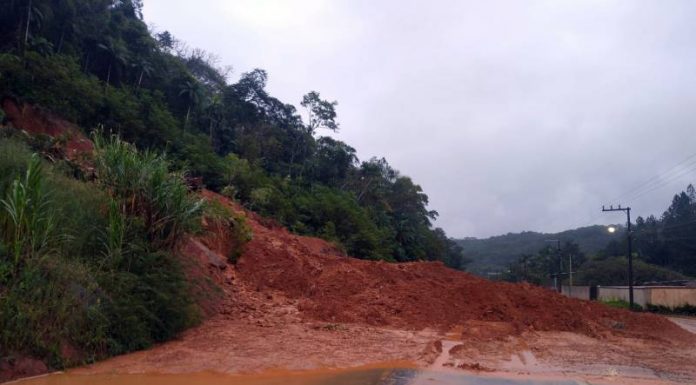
[144, 0, 696, 237]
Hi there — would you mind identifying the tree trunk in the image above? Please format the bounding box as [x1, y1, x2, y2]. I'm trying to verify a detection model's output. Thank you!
[288, 136, 299, 177]
[57, 29, 64, 54]
[24, 0, 32, 48]
[184, 104, 191, 129]
[105, 62, 112, 90]
[137, 70, 144, 89]
[298, 147, 306, 179]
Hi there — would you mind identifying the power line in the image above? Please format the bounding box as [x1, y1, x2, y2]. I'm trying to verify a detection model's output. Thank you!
[620, 160, 696, 203]
[621, 162, 696, 203]
[569, 150, 696, 230]
[609, 151, 696, 204]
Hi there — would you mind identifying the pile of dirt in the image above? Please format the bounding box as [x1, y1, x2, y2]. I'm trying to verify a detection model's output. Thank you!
[202, 191, 694, 344]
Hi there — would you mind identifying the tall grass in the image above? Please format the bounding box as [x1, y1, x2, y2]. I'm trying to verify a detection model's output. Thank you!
[93, 134, 204, 248]
[1, 155, 57, 274]
[102, 198, 127, 268]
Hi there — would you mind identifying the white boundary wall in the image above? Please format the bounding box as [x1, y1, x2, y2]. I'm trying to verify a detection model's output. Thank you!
[562, 285, 696, 308]
[561, 285, 590, 300]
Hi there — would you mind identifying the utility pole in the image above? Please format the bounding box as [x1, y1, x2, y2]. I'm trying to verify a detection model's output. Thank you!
[546, 239, 561, 292]
[602, 205, 634, 309]
[567, 254, 578, 297]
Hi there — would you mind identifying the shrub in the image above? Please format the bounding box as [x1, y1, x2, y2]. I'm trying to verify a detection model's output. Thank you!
[646, 303, 696, 316]
[204, 198, 252, 264]
[601, 299, 643, 311]
[0, 255, 106, 366]
[0, 142, 109, 365]
[0, 138, 33, 193]
[97, 249, 198, 354]
[0, 138, 199, 367]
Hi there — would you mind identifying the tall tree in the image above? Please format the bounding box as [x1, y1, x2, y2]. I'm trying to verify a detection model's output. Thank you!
[301, 91, 339, 134]
[205, 92, 223, 143]
[178, 79, 203, 129]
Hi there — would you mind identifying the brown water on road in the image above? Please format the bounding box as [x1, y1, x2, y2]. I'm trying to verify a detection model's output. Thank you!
[8, 368, 590, 385]
[9, 370, 389, 385]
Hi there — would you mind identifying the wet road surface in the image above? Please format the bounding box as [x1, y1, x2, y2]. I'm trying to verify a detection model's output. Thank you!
[10, 367, 589, 385]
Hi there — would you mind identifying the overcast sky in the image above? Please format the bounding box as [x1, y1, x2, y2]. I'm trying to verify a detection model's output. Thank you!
[143, 0, 696, 238]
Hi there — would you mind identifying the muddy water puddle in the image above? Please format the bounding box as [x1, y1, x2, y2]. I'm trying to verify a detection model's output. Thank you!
[11, 368, 588, 385]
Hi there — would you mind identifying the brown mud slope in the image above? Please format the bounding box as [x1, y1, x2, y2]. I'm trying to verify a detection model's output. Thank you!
[207, 190, 691, 343]
[2, 98, 94, 166]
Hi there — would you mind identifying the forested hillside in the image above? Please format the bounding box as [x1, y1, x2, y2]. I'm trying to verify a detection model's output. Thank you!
[0, 0, 465, 267]
[609, 184, 696, 278]
[457, 225, 621, 275]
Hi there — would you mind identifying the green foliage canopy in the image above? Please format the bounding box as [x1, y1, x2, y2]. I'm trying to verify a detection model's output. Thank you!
[0, 0, 466, 267]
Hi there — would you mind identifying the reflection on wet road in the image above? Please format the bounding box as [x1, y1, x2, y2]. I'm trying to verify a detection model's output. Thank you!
[12, 368, 588, 385]
[382, 369, 584, 385]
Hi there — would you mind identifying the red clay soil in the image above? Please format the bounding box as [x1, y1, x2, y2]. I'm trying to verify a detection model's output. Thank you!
[2, 98, 94, 164]
[201, 190, 694, 345]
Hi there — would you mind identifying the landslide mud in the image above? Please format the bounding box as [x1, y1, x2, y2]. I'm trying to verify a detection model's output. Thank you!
[64, 191, 696, 385]
[216, 190, 692, 343]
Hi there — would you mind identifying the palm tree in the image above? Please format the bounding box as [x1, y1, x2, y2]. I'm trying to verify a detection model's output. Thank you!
[97, 39, 128, 89]
[24, 0, 33, 47]
[205, 93, 223, 143]
[132, 57, 153, 89]
[22, 0, 45, 53]
[179, 79, 203, 129]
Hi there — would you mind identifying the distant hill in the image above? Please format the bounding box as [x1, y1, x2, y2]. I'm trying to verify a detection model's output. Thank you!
[456, 225, 622, 276]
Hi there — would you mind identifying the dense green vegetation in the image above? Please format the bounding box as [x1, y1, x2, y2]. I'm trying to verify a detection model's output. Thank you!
[573, 257, 688, 286]
[0, 135, 204, 367]
[456, 225, 621, 275]
[646, 303, 696, 316]
[0, 0, 465, 267]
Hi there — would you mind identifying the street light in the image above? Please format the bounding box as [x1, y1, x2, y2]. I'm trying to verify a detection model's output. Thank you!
[607, 226, 616, 233]
[602, 205, 634, 309]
